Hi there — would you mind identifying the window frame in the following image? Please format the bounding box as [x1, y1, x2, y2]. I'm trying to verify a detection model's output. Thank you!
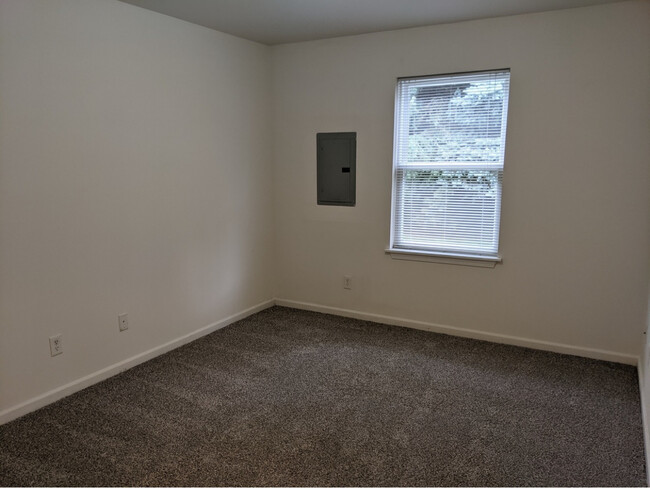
[387, 69, 510, 267]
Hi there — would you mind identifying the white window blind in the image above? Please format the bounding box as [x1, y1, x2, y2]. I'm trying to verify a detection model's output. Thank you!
[391, 69, 511, 258]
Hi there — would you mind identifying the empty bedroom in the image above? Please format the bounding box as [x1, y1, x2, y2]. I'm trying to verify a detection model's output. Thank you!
[1, 0, 649, 486]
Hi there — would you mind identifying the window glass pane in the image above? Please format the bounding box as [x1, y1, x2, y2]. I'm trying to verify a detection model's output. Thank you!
[395, 169, 502, 254]
[406, 80, 507, 164]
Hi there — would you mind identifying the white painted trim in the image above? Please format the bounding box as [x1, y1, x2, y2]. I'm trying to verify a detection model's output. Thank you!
[2, 296, 640, 427]
[0, 299, 275, 426]
[638, 360, 650, 486]
[386, 248, 500, 268]
[276, 298, 638, 366]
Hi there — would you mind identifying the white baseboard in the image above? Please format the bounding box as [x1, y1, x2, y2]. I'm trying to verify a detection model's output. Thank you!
[0, 299, 275, 426]
[1, 297, 640, 427]
[638, 360, 650, 486]
[276, 298, 639, 366]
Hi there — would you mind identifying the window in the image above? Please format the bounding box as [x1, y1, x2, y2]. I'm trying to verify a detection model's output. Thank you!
[389, 69, 511, 265]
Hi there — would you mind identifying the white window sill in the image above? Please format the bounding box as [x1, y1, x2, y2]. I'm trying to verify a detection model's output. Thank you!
[385, 248, 501, 268]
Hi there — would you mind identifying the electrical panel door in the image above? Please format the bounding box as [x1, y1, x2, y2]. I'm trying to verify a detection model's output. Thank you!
[317, 132, 356, 206]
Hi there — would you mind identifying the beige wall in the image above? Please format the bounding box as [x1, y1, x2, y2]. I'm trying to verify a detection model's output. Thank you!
[643, 286, 650, 475]
[642, 196, 650, 473]
[0, 0, 275, 413]
[271, 1, 650, 358]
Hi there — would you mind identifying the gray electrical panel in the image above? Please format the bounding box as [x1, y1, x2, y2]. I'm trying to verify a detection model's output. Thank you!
[317, 132, 356, 206]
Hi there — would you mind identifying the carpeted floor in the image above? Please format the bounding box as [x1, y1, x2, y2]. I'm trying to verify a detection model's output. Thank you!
[0, 306, 646, 486]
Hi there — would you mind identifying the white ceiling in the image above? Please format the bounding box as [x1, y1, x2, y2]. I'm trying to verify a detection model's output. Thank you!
[120, 0, 627, 45]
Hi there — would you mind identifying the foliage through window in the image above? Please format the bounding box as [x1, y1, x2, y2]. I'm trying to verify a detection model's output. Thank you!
[390, 70, 510, 259]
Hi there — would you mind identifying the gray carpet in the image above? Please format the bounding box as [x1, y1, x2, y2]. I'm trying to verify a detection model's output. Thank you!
[0, 306, 645, 486]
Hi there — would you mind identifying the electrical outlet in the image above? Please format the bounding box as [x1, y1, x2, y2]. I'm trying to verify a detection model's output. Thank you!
[343, 275, 352, 290]
[118, 313, 129, 332]
[49, 334, 63, 356]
